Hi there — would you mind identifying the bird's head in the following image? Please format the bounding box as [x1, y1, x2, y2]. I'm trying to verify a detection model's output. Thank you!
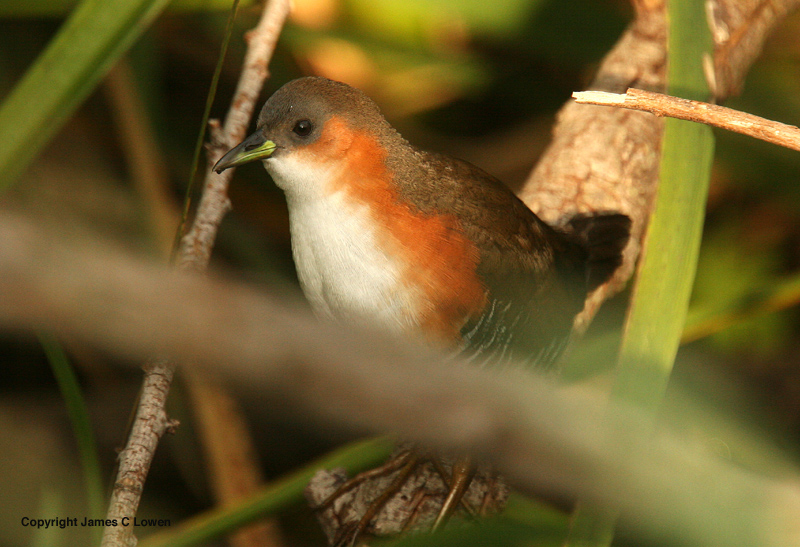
[213, 77, 398, 198]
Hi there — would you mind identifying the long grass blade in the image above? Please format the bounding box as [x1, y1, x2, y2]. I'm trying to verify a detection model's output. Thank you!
[564, 0, 715, 545]
[39, 332, 105, 543]
[0, 0, 171, 190]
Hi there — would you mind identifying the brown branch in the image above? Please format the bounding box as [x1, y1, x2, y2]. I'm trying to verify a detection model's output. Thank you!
[2, 213, 800, 547]
[100, 1, 292, 546]
[177, 0, 291, 273]
[708, 0, 799, 100]
[101, 359, 178, 547]
[573, 88, 800, 152]
[518, 0, 800, 331]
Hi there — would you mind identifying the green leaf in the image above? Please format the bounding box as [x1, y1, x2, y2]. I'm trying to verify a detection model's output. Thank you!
[31, 488, 64, 547]
[565, 0, 715, 545]
[0, 0, 172, 190]
[0, 0, 252, 18]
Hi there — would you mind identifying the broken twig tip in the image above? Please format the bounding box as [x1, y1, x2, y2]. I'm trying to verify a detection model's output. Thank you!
[572, 90, 628, 106]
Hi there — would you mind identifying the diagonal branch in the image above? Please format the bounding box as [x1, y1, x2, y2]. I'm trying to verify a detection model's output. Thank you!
[573, 88, 800, 152]
[177, 0, 291, 273]
[100, 1, 291, 546]
[519, 0, 800, 330]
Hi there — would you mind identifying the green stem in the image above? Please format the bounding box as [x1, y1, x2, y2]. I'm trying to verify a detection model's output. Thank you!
[39, 332, 105, 544]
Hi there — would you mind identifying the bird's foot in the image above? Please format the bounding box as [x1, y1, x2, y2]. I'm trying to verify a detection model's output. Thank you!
[306, 446, 508, 546]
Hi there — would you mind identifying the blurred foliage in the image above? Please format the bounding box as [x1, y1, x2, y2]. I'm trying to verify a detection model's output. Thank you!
[692, 213, 793, 357]
[0, 0, 259, 17]
[2, 0, 800, 546]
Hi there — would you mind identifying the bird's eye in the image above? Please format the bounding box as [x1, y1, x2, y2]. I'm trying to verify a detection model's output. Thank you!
[292, 119, 314, 137]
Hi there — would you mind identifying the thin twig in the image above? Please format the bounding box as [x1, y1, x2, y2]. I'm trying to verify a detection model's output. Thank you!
[177, 0, 291, 273]
[573, 88, 800, 152]
[101, 359, 178, 547]
[100, 1, 291, 546]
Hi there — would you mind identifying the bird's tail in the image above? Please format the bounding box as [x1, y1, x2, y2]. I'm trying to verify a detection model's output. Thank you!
[565, 213, 632, 292]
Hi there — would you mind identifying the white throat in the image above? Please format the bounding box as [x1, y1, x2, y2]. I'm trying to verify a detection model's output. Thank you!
[263, 156, 422, 333]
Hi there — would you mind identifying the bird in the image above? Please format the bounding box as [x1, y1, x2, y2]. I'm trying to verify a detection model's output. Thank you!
[214, 76, 630, 542]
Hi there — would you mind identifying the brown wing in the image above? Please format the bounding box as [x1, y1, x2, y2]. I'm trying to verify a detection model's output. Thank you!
[387, 151, 581, 368]
[395, 150, 629, 369]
